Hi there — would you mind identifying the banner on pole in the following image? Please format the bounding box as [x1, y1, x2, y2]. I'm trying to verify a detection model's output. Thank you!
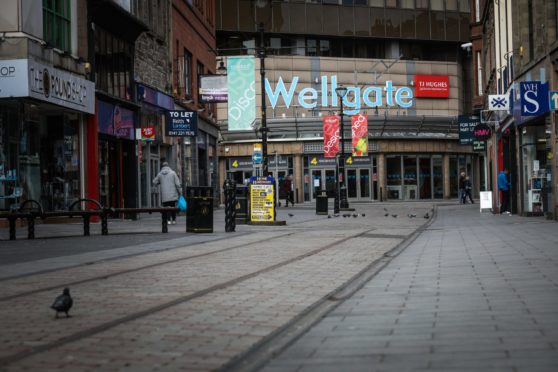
[351, 113, 368, 156]
[323, 115, 339, 158]
[227, 56, 255, 131]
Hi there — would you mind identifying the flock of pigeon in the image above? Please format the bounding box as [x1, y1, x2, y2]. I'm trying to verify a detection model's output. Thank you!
[383, 207, 431, 219]
[327, 213, 366, 218]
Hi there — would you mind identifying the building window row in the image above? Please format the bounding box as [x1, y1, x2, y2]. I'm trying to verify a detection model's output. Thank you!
[43, 0, 72, 52]
[278, 0, 468, 11]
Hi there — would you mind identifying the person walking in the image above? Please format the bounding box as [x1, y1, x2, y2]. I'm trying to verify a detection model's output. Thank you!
[498, 169, 511, 214]
[458, 170, 466, 204]
[462, 176, 474, 204]
[153, 161, 182, 224]
[283, 175, 294, 207]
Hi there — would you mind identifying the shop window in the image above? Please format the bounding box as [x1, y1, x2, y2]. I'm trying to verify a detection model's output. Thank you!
[386, 156, 402, 200]
[432, 156, 443, 198]
[43, 0, 71, 52]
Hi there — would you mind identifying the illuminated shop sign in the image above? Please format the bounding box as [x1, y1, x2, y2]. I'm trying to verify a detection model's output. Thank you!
[265, 75, 413, 115]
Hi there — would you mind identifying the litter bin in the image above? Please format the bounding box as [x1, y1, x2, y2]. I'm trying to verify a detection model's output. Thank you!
[235, 185, 249, 224]
[186, 186, 213, 233]
[316, 189, 328, 215]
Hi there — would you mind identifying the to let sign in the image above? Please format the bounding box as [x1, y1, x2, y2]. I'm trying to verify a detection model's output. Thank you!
[166, 110, 197, 136]
[414, 75, 450, 98]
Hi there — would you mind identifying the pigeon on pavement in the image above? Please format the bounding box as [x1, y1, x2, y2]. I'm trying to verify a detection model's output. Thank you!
[51, 288, 73, 319]
[407, 214, 417, 218]
[384, 213, 389, 217]
[383, 207, 388, 211]
[424, 213, 430, 219]
[288, 213, 294, 217]
[352, 214, 358, 218]
[361, 213, 366, 217]
[392, 214, 398, 218]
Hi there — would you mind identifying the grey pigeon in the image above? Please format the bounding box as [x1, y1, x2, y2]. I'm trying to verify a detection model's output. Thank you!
[424, 213, 430, 219]
[288, 213, 294, 217]
[383, 207, 388, 211]
[391, 214, 398, 218]
[384, 213, 389, 217]
[361, 213, 366, 217]
[327, 215, 332, 218]
[51, 288, 73, 318]
[352, 214, 358, 218]
[333, 214, 340, 218]
[408, 214, 416, 218]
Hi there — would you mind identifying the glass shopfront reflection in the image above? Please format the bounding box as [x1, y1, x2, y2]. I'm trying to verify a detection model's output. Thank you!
[386, 155, 445, 200]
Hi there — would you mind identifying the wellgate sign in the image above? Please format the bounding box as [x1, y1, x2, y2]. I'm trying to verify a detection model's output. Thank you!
[265, 75, 414, 115]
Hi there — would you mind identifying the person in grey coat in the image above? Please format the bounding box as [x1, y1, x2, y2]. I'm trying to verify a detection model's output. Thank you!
[152, 162, 182, 224]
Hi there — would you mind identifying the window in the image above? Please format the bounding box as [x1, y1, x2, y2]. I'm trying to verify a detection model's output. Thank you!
[475, 0, 480, 22]
[197, 61, 204, 105]
[476, 51, 483, 96]
[183, 49, 192, 97]
[43, 0, 71, 52]
[95, 27, 133, 100]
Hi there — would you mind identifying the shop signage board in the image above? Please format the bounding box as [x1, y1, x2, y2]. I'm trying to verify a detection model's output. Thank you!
[549, 91, 558, 111]
[0, 58, 95, 114]
[458, 115, 480, 145]
[199, 75, 227, 103]
[473, 123, 492, 140]
[141, 127, 155, 141]
[520, 81, 549, 116]
[472, 140, 486, 152]
[250, 179, 275, 222]
[166, 110, 197, 136]
[266, 75, 414, 115]
[488, 94, 510, 110]
[414, 75, 450, 98]
[309, 155, 372, 167]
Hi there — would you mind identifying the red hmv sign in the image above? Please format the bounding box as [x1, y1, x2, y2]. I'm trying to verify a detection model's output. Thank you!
[414, 75, 450, 98]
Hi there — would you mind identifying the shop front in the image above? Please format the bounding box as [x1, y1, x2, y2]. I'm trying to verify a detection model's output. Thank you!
[0, 58, 94, 211]
[519, 120, 551, 215]
[304, 154, 377, 202]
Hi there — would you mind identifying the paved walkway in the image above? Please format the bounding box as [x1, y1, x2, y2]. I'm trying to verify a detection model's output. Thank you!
[0, 202, 431, 371]
[263, 205, 558, 372]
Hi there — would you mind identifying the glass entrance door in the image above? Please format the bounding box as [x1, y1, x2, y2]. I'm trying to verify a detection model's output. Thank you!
[359, 169, 371, 198]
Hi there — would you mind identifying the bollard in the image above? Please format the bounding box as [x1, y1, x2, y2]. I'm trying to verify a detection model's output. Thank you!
[224, 179, 236, 232]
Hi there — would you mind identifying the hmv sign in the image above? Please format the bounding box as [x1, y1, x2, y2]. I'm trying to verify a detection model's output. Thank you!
[520, 81, 549, 116]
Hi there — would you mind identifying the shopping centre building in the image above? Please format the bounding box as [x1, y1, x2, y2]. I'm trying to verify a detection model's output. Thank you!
[215, 1, 478, 203]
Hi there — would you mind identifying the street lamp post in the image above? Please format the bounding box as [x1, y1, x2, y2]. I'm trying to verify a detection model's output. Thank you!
[335, 86, 349, 210]
[258, 21, 268, 177]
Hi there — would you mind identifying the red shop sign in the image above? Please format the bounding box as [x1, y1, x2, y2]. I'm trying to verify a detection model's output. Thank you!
[414, 75, 450, 98]
[141, 127, 155, 141]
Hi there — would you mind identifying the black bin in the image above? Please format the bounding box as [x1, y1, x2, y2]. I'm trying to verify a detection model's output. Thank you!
[316, 190, 328, 215]
[235, 185, 249, 224]
[186, 186, 214, 233]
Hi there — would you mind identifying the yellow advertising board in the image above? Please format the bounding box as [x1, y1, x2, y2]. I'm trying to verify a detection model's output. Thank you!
[250, 183, 275, 222]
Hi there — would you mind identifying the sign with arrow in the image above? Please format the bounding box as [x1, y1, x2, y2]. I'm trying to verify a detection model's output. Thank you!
[550, 91, 558, 111]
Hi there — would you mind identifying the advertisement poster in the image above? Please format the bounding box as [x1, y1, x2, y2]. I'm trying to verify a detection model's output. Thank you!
[114, 106, 134, 139]
[141, 127, 155, 141]
[250, 183, 275, 222]
[227, 56, 255, 131]
[323, 115, 339, 158]
[351, 113, 368, 156]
